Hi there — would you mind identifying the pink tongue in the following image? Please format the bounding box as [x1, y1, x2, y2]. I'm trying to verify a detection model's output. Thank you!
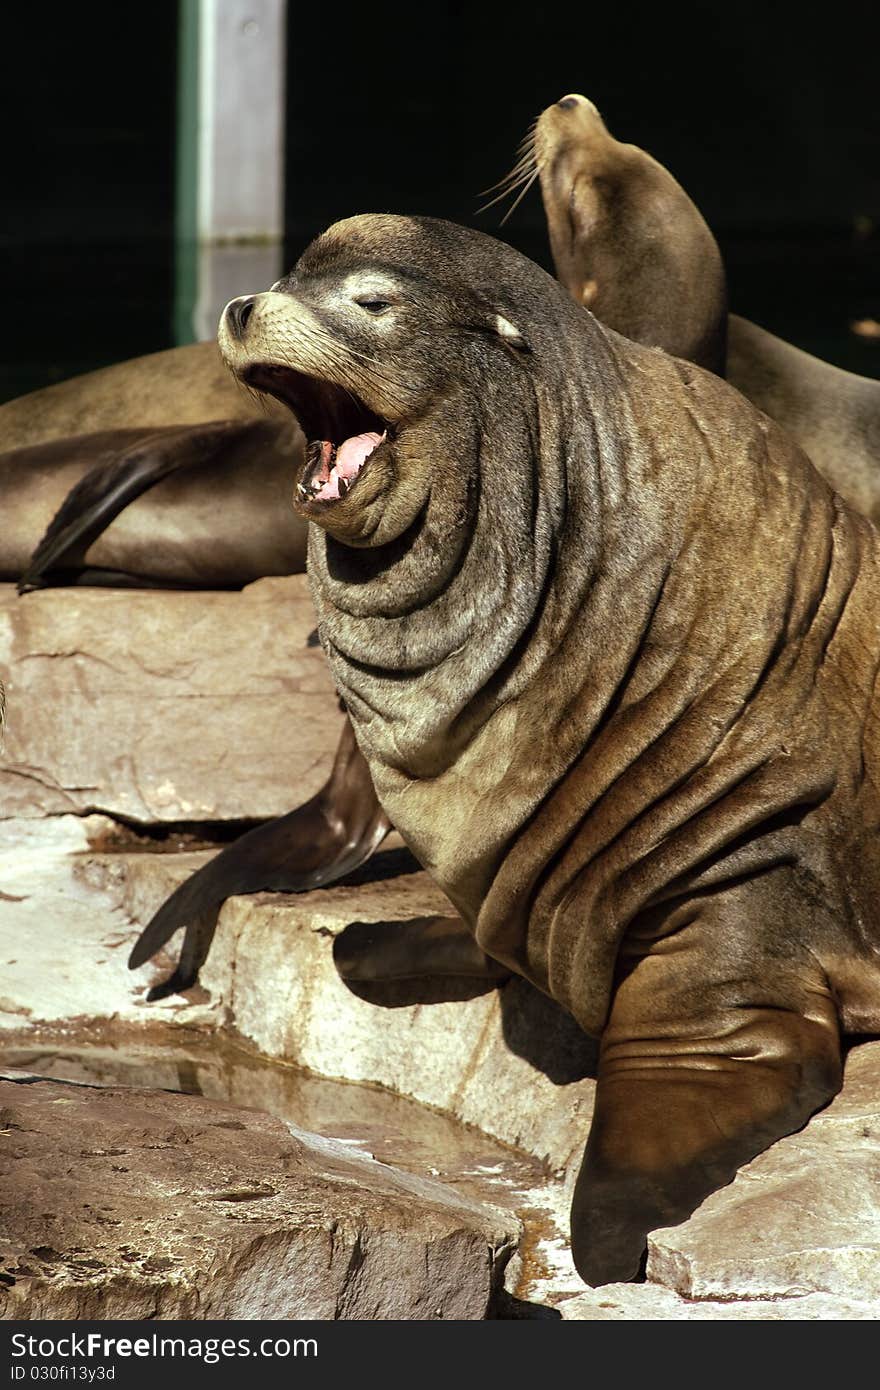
[337, 432, 383, 477]
[314, 431, 384, 501]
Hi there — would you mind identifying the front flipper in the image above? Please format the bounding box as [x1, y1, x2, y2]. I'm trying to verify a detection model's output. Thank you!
[333, 915, 511, 982]
[128, 719, 390, 998]
[570, 908, 842, 1285]
[18, 419, 270, 592]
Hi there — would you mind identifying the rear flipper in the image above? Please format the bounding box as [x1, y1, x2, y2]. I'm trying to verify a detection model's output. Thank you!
[333, 915, 511, 982]
[18, 419, 271, 592]
[128, 719, 390, 998]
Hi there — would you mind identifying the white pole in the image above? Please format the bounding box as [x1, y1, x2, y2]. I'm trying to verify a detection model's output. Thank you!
[176, 0, 287, 343]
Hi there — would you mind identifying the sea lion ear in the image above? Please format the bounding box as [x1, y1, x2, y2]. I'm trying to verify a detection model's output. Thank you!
[492, 313, 529, 351]
[580, 279, 599, 308]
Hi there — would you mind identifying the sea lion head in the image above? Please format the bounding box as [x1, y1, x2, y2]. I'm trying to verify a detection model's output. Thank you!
[218, 215, 581, 556]
[530, 94, 728, 372]
[218, 214, 626, 765]
[218, 213, 595, 559]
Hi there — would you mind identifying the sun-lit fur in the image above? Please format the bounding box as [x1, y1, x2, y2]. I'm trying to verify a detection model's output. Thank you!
[531, 96, 729, 374]
[531, 94, 880, 523]
[222, 213, 880, 1285]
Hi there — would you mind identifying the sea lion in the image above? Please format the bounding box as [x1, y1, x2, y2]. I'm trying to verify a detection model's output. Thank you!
[0, 341, 251, 450]
[4, 419, 308, 590]
[0, 341, 311, 588]
[528, 95, 728, 375]
[183, 212, 880, 1287]
[531, 94, 880, 521]
[124, 97, 880, 998]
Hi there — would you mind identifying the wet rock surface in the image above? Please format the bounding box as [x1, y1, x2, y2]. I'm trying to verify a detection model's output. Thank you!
[0, 1072, 516, 1320]
[1, 577, 878, 1320]
[2, 820, 598, 1181]
[0, 577, 342, 821]
[3, 815, 880, 1317]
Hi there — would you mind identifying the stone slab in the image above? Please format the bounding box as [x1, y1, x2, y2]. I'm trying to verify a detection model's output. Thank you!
[4, 816, 880, 1318]
[0, 1073, 517, 1320]
[78, 840, 599, 1179]
[0, 577, 342, 821]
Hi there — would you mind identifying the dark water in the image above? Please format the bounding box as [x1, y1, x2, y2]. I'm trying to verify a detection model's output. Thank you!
[2, 1, 878, 402]
[3, 227, 877, 406]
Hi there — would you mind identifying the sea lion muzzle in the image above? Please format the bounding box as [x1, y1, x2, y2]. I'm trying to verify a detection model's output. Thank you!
[219, 286, 421, 546]
[220, 292, 393, 503]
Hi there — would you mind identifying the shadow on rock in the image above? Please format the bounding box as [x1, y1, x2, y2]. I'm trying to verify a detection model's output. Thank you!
[340, 975, 500, 1009]
[499, 978, 599, 1084]
[335, 936, 599, 1084]
[492, 1288, 563, 1319]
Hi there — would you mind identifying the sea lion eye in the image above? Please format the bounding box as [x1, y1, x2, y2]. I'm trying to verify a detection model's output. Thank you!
[355, 297, 392, 315]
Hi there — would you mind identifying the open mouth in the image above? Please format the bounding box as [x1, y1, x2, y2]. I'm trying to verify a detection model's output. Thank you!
[243, 363, 393, 505]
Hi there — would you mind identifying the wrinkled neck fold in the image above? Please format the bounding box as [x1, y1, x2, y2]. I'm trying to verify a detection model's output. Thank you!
[307, 341, 631, 775]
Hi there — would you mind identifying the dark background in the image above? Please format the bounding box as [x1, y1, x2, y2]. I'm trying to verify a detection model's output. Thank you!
[3, 0, 879, 401]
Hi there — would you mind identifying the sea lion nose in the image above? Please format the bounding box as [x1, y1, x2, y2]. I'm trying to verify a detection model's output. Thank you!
[225, 295, 257, 340]
[557, 94, 587, 110]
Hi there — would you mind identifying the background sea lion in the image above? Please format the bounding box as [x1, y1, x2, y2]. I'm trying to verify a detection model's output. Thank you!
[526, 95, 728, 375]
[0, 341, 249, 448]
[0, 341, 310, 588]
[205, 213, 880, 1286]
[531, 94, 880, 521]
[4, 419, 307, 590]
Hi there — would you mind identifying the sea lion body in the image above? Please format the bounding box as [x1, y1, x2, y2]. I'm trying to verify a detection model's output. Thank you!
[534, 95, 880, 521]
[0, 342, 308, 587]
[214, 213, 880, 1283]
[727, 313, 880, 520]
[0, 421, 307, 586]
[0, 342, 252, 448]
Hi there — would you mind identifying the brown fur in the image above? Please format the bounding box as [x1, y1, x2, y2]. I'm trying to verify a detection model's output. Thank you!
[0, 342, 308, 586]
[534, 94, 880, 522]
[536, 96, 728, 374]
[215, 214, 880, 1283]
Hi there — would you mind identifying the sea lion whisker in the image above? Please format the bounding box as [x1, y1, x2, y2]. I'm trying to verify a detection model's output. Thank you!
[478, 156, 538, 205]
[275, 320, 407, 400]
[295, 343, 408, 413]
[254, 333, 407, 442]
[477, 157, 541, 217]
[480, 150, 536, 197]
[477, 120, 539, 208]
[498, 168, 541, 225]
[238, 379, 269, 413]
